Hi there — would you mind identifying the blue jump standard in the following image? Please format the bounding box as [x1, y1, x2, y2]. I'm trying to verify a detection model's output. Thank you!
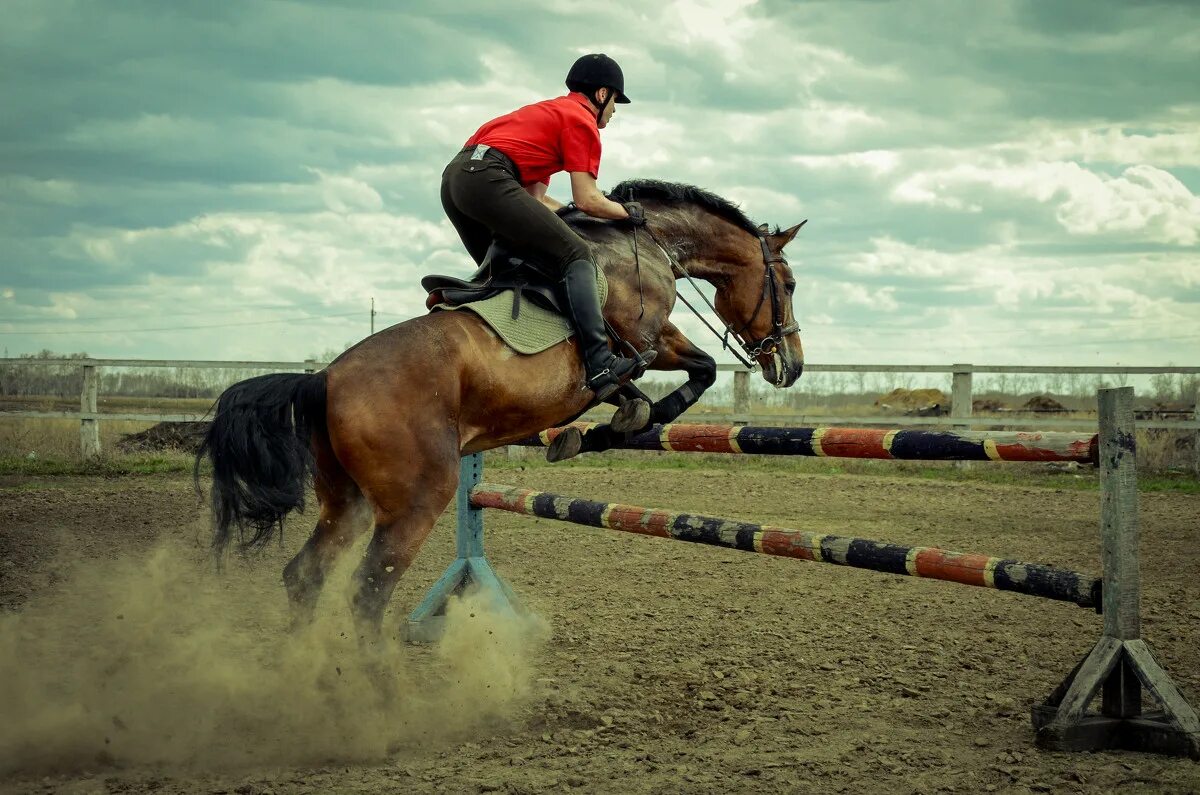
[402, 454, 521, 643]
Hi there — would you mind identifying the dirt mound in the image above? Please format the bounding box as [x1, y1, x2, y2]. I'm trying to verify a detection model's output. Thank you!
[874, 387, 948, 416]
[1022, 395, 1066, 412]
[116, 421, 210, 453]
[972, 398, 1005, 412]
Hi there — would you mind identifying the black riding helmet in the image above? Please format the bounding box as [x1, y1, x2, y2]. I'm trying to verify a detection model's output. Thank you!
[566, 53, 631, 121]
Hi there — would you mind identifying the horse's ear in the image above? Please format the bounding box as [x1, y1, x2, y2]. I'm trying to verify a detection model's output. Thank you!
[769, 220, 808, 251]
[757, 223, 770, 235]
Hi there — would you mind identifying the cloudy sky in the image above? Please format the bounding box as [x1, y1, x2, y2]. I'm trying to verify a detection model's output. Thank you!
[2, 0, 1198, 369]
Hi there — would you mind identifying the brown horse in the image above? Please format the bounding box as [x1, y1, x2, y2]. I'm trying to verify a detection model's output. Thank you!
[197, 179, 805, 631]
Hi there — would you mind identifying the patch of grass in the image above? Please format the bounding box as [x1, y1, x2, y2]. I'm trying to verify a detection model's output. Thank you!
[0, 451, 194, 478]
[3, 444, 1195, 496]
[1135, 474, 1200, 494]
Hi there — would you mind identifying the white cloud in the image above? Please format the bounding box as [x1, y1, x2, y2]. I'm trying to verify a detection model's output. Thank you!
[892, 159, 1200, 244]
[790, 150, 900, 177]
[666, 0, 758, 58]
[845, 238, 983, 280]
[307, 169, 384, 214]
[1020, 123, 1200, 168]
[721, 186, 807, 220]
[1056, 164, 1200, 244]
[831, 283, 899, 312]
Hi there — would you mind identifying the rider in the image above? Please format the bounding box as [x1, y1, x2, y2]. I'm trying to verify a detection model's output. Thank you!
[440, 53, 648, 402]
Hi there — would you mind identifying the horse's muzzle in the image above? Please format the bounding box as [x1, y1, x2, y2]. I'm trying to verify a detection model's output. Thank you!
[762, 347, 803, 389]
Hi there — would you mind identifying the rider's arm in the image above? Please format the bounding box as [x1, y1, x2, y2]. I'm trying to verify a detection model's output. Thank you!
[570, 172, 631, 220]
[525, 181, 564, 211]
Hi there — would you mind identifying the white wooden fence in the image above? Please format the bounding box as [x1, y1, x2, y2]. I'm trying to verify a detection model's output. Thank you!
[2, 358, 1197, 470]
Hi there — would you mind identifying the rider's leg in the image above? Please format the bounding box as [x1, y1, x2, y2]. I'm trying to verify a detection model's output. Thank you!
[440, 156, 498, 266]
[444, 156, 648, 398]
[560, 258, 641, 401]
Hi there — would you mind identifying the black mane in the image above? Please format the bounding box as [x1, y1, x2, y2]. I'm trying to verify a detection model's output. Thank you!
[608, 179, 764, 236]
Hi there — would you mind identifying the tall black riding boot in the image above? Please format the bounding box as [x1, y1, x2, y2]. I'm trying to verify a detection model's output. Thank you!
[561, 258, 643, 402]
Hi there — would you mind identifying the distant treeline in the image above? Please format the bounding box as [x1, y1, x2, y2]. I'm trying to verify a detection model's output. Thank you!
[0, 350, 323, 399]
[641, 370, 1200, 409]
[2, 350, 1197, 406]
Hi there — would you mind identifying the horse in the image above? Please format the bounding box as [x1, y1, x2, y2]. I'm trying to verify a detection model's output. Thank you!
[197, 178, 806, 633]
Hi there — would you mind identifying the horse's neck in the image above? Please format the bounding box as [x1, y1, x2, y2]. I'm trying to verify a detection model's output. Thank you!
[647, 206, 743, 282]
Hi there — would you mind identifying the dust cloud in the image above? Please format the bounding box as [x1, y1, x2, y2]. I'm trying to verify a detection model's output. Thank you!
[0, 542, 546, 775]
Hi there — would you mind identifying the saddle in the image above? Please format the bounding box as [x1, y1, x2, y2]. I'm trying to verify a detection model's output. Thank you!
[422, 241, 564, 319]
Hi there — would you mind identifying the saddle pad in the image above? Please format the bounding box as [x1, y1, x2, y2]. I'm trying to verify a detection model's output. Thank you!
[435, 269, 608, 355]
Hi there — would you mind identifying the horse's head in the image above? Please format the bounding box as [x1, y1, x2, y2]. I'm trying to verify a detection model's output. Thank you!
[713, 221, 806, 388]
[602, 178, 806, 388]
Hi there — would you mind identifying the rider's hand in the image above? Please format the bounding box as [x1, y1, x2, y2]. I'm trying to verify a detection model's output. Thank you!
[623, 201, 646, 226]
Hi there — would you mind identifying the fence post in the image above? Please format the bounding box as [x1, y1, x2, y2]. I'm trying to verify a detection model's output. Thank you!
[1193, 387, 1199, 477]
[951, 364, 973, 469]
[80, 363, 100, 460]
[734, 370, 750, 424]
[950, 364, 973, 427]
[303, 359, 316, 374]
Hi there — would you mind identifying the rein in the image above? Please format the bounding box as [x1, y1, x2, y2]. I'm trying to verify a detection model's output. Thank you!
[636, 222, 799, 370]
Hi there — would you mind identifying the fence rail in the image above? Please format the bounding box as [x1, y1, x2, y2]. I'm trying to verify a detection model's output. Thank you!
[2, 358, 1197, 470]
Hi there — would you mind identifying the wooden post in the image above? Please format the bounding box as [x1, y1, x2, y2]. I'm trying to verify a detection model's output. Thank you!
[79, 364, 100, 460]
[1192, 387, 1199, 477]
[1099, 387, 1139, 642]
[303, 359, 316, 374]
[950, 365, 973, 469]
[1033, 386, 1200, 757]
[733, 370, 750, 424]
[950, 365, 972, 426]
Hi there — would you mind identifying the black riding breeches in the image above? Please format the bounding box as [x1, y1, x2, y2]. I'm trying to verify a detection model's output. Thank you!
[440, 147, 590, 271]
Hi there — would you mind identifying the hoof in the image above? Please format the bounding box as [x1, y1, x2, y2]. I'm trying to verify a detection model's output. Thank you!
[546, 427, 583, 462]
[610, 398, 651, 433]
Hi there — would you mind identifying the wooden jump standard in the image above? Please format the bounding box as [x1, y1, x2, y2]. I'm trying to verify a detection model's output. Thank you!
[520, 423, 1099, 463]
[406, 388, 1198, 758]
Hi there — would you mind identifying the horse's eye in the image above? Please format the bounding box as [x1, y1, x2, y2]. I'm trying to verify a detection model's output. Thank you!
[784, 281, 796, 294]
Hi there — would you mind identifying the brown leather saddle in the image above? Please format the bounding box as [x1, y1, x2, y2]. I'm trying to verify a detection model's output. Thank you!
[421, 241, 565, 319]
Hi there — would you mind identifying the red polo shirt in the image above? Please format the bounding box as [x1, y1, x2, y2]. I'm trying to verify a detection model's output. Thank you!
[464, 92, 602, 187]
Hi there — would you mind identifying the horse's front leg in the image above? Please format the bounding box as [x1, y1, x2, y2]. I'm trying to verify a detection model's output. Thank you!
[606, 384, 653, 433]
[547, 325, 716, 461]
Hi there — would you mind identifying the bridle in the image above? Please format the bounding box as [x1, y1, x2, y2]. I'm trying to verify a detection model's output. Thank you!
[724, 235, 801, 359]
[639, 221, 802, 370]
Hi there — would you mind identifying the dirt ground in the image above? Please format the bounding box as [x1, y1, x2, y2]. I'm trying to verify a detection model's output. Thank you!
[1, 462, 1198, 794]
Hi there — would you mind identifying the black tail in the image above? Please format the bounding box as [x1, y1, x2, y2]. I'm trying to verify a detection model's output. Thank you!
[194, 371, 328, 554]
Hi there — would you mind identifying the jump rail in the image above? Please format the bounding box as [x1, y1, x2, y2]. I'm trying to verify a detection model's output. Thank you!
[470, 484, 1100, 608]
[520, 423, 1099, 463]
[406, 388, 1199, 758]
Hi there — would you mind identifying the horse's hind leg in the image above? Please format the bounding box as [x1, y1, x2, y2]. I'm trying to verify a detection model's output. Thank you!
[349, 437, 461, 634]
[282, 435, 371, 624]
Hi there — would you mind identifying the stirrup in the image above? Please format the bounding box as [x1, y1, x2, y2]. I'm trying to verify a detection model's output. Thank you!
[586, 356, 637, 401]
[586, 371, 622, 402]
